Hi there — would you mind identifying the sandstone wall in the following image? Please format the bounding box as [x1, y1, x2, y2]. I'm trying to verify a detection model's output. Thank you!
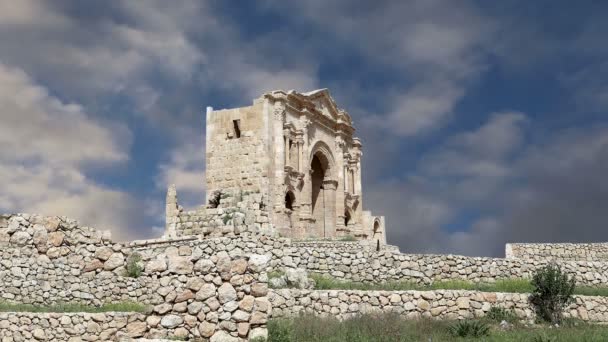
[173, 191, 272, 237]
[269, 289, 605, 323]
[0, 214, 270, 341]
[506, 243, 608, 261]
[205, 101, 270, 197]
[283, 242, 608, 286]
[0, 310, 268, 341]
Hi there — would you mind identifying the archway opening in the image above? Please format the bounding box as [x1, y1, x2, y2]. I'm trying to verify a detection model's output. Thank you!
[311, 154, 326, 214]
[373, 220, 381, 251]
[344, 210, 351, 226]
[285, 191, 295, 210]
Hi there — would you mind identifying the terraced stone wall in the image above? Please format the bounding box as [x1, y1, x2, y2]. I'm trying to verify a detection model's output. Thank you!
[506, 243, 608, 261]
[0, 214, 270, 341]
[269, 289, 606, 323]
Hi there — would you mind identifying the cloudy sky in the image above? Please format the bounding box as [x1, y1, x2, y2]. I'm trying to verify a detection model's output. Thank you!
[1, 0, 607, 256]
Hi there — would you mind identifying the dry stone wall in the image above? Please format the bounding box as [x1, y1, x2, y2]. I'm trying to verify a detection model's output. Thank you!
[172, 191, 271, 238]
[0, 214, 270, 341]
[270, 289, 606, 323]
[283, 242, 608, 286]
[0, 312, 145, 341]
[506, 243, 608, 261]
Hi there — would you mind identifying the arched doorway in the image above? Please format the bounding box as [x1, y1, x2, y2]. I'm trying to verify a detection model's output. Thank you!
[344, 210, 351, 227]
[311, 154, 325, 215]
[373, 219, 381, 250]
[285, 191, 295, 210]
[309, 145, 335, 238]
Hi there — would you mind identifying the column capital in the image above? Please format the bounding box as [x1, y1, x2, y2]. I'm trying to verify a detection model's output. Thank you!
[273, 101, 286, 121]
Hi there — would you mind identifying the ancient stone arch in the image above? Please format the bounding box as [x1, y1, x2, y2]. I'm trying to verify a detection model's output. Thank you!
[309, 141, 337, 237]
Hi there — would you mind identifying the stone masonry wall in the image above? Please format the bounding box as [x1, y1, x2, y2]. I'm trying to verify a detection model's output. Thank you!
[205, 101, 270, 197]
[282, 242, 608, 286]
[270, 289, 605, 323]
[506, 243, 608, 261]
[173, 191, 271, 238]
[0, 312, 145, 341]
[0, 214, 270, 341]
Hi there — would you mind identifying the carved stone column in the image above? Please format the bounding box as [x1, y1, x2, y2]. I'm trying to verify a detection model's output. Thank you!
[272, 102, 286, 223]
[322, 179, 338, 238]
[165, 184, 179, 238]
[335, 138, 347, 236]
[298, 117, 313, 220]
[283, 128, 291, 167]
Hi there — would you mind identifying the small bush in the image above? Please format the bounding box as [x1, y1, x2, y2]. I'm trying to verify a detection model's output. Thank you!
[530, 264, 576, 324]
[532, 334, 556, 342]
[125, 253, 143, 278]
[339, 235, 357, 241]
[208, 190, 222, 208]
[448, 320, 490, 338]
[267, 319, 292, 342]
[486, 306, 518, 323]
[222, 213, 233, 225]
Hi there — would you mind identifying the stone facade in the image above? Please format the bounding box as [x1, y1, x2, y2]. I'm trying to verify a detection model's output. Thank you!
[269, 289, 604, 323]
[506, 243, 608, 261]
[166, 89, 386, 245]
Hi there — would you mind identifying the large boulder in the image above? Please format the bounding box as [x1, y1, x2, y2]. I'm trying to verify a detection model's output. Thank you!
[168, 256, 193, 274]
[10, 231, 31, 246]
[210, 330, 239, 342]
[285, 268, 314, 289]
[217, 283, 237, 304]
[160, 315, 183, 328]
[104, 253, 125, 271]
[248, 254, 270, 273]
[145, 257, 167, 273]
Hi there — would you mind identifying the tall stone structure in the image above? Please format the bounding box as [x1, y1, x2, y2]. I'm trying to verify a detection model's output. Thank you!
[203, 89, 385, 243]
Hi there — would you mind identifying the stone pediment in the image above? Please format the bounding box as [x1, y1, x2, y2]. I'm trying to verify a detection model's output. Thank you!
[302, 89, 352, 126]
[265, 89, 353, 127]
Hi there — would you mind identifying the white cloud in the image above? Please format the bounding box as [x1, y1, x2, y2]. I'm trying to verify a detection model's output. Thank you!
[0, 0, 68, 28]
[0, 63, 141, 240]
[265, 0, 495, 137]
[366, 112, 608, 257]
[157, 139, 206, 210]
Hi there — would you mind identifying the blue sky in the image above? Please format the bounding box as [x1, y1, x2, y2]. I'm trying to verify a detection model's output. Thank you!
[1, 0, 607, 256]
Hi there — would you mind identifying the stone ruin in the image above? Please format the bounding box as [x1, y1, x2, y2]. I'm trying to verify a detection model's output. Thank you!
[165, 89, 386, 245]
[3, 89, 608, 340]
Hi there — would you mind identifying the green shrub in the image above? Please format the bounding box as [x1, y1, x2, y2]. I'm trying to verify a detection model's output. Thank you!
[448, 320, 490, 338]
[267, 319, 292, 342]
[208, 190, 222, 208]
[532, 334, 556, 342]
[125, 253, 143, 278]
[486, 306, 518, 323]
[530, 264, 576, 324]
[339, 235, 357, 241]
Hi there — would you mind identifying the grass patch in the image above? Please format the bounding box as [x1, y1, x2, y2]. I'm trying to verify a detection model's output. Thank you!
[0, 301, 148, 313]
[268, 270, 285, 280]
[338, 235, 357, 241]
[307, 274, 608, 297]
[571, 286, 608, 297]
[265, 314, 608, 342]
